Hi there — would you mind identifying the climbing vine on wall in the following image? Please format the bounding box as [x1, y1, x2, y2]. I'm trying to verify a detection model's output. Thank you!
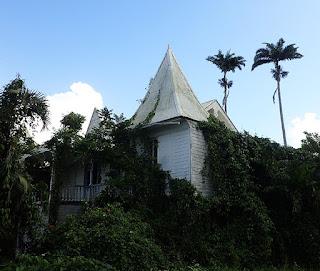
[199, 116, 320, 267]
[141, 90, 160, 126]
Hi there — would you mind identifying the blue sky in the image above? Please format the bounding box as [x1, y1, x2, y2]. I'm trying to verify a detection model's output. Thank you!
[1, 0, 319, 146]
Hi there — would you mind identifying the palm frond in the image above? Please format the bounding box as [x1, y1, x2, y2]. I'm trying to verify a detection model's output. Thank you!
[253, 38, 303, 71]
[218, 78, 233, 89]
[276, 38, 285, 49]
[207, 50, 246, 73]
[254, 49, 271, 63]
[264, 42, 276, 52]
[271, 66, 289, 81]
[21, 86, 49, 130]
[218, 78, 226, 88]
[281, 70, 289, 78]
[280, 44, 303, 61]
[251, 58, 273, 70]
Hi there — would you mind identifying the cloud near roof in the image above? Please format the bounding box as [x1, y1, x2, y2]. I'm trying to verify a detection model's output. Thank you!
[32, 82, 103, 143]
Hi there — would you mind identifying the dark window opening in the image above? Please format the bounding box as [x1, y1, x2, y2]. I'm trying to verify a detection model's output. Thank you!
[92, 162, 101, 184]
[84, 164, 91, 186]
[152, 139, 158, 163]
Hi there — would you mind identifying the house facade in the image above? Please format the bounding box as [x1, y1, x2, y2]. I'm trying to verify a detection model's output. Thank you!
[56, 47, 236, 220]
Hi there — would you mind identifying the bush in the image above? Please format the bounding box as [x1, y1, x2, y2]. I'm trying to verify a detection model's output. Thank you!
[151, 179, 212, 264]
[40, 205, 166, 271]
[2, 254, 113, 271]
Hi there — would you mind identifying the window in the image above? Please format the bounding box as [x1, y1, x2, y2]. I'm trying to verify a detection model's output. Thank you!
[83, 162, 101, 186]
[151, 139, 158, 163]
[92, 162, 101, 184]
[84, 164, 91, 186]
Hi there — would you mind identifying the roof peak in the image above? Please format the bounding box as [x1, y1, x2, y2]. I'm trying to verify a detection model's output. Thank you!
[163, 45, 175, 66]
[131, 47, 209, 127]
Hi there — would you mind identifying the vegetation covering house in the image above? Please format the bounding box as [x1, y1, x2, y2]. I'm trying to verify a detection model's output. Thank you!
[3, 43, 320, 271]
[57, 47, 235, 220]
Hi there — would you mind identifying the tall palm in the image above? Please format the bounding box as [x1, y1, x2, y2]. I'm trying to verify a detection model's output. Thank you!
[206, 50, 246, 114]
[252, 38, 303, 146]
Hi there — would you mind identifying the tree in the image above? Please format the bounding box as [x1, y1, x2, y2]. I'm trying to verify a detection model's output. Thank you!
[206, 50, 246, 114]
[302, 132, 320, 156]
[61, 112, 85, 131]
[0, 76, 49, 260]
[46, 112, 85, 225]
[252, 38, 303, 146]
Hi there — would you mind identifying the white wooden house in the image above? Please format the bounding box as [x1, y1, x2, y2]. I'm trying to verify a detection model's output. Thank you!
[130, 47, 236, 195]
[56, 47, 236, 220]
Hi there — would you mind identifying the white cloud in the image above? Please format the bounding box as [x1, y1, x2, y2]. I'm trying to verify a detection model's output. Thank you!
[31, 82, 103, 143]
[288, 112, 320, 148]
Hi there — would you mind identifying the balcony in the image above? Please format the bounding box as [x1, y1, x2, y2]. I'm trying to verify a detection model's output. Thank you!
[60, 183, 106, 202]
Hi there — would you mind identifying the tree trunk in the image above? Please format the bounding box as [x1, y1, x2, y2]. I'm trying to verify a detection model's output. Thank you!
[277, 79, 287, 146]
[223, 72, 228, 114]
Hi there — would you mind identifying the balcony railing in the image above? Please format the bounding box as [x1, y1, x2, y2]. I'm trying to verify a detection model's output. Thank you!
[60, 183, 106, 202]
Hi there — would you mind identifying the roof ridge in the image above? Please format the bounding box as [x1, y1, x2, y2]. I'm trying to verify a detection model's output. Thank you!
[149, 57, 172, 123]
[132, 48, 171, 120]
[167, 49, 183, 117]
[169, 49, 208, 118]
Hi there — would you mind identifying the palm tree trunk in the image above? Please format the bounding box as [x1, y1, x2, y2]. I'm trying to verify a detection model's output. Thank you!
[223, 72, 228, 114]
[277, 79, 287, 146]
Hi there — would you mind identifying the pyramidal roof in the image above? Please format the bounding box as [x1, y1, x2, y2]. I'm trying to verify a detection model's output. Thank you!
[131, 47, 209, 127]
[86, 108, 101, 135]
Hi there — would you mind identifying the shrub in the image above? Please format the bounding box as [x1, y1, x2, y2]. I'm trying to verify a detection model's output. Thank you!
[151, 179, 212, 264]
[2, 254, 113, 271]
[41, 205, 166, 271]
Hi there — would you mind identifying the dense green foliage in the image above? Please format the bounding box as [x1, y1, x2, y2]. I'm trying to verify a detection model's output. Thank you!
[27, 111, 320, 270]
[4, 255, 308, 271]
[79, 107, 168, 212]
[32, 205, 166, 271]
[0, 77, 49, 261]
[93, 115, 320, 269]
[199, 117, 320, 267]
[3, 254, 114, 271]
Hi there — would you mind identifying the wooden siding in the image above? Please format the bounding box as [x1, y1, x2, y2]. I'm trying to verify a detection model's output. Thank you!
[149, 120, 191, 180]
[188, 120, 211, 196]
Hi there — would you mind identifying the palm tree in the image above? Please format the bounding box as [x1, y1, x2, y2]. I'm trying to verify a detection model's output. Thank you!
[206, 50, 246, 114]
[252, 38, 303, 146]
[0, 77, 49, 192]
[0, 76, 49, 259]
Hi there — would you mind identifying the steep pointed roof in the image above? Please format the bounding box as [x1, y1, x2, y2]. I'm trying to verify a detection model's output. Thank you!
[131, 47, 209, 127]
[86, 108, 101, 135]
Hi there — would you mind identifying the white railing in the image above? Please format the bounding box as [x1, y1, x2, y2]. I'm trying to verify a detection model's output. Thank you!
[60, 183, 106, 202]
